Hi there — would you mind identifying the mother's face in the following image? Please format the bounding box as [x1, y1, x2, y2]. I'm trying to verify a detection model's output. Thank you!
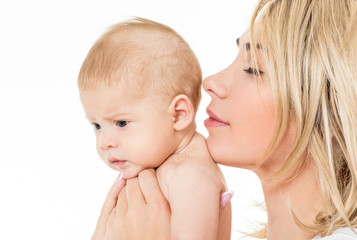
[203, 31, 294, 172]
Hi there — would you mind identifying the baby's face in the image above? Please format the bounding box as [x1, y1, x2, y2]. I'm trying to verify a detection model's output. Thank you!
[80, 84, 178, 179]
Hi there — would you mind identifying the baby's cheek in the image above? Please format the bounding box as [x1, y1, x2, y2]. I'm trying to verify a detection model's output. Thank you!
[95, 145, 105, 162]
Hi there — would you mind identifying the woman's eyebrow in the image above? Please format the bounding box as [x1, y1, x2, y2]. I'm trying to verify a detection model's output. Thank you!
[236, 38, 261, 50]
[236, 38, 251, 50]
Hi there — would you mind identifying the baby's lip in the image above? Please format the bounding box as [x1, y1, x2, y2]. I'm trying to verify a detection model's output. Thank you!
[108, 157, 125, 163]
[108, 157, 127, 167]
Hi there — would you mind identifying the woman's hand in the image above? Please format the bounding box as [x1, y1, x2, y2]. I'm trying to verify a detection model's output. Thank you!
[91, 174, 127, 240]
[92, 169, 171, 240]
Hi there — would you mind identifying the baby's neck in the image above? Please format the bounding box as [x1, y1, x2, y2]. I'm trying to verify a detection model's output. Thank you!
[173, 124, 197, 155]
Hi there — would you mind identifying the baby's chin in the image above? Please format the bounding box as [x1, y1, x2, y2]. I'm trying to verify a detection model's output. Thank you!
[104, 162, 140, 179]
[120, 171, 140, 179]
[110, 166, 141, 180]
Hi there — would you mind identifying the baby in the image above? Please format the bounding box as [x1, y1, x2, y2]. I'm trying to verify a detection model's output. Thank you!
[78, 18, 231, 240]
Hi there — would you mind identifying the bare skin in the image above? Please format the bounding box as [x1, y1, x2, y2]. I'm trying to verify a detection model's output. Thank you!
[203, 30, 324, 240]
[156, 132, 231, 240]
[91, 170, 171, 240]
[258, 161, 324, 239]
[91, 30, 325, 240]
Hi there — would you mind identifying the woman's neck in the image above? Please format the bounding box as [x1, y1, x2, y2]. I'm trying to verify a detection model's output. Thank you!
[256, 161, 324, 240]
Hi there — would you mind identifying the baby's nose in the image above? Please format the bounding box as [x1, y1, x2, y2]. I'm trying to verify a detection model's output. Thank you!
[98, 129, 118, 150]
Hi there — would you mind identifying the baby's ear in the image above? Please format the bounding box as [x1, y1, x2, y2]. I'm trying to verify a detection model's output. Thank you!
[169, 94, 194, 131]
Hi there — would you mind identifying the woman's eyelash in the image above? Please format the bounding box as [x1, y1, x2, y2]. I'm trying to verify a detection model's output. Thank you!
[243, 68, 263, 75]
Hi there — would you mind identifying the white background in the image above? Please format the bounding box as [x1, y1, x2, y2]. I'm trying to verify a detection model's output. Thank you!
[0, 0, 266, 239]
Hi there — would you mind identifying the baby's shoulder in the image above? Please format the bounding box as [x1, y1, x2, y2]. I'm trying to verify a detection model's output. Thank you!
[172, 135, 217, 172]
[159, 153, 220, 183]
[158, 132, 226, 192]
[173, 153, 225, 186]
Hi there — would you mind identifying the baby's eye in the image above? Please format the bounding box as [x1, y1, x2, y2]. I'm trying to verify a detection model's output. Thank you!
[92, 122, 101, 130]
[116, 121, 128, 128]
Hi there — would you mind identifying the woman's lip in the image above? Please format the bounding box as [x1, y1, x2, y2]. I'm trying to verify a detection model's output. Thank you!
[205, 109, 229, 127]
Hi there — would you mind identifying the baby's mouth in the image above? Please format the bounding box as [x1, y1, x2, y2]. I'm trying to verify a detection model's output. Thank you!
[108, 157, 128, 168]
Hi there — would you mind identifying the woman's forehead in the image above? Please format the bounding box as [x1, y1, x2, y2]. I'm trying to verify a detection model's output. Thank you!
[237, 28, 263, 51]
[238, 30, 250, 47]
[241, 29, 250, 40]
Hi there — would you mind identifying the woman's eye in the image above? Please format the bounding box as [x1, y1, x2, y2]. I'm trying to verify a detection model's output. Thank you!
[92, 123, 101, 130]
[243, 67, 263, 76]
[116, 121, 128, 128]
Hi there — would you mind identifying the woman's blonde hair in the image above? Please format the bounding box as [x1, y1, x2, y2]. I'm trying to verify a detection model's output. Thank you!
[78, 18, 202, 111]
[249, 0, 357, 237]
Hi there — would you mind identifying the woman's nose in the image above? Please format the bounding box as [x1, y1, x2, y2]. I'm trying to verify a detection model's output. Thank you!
[98, 129, 118, 150]
[203, 71, 228, 99]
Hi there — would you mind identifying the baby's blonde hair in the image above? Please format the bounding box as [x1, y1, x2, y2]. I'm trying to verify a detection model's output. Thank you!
[249, 0, 357, 237]
[78, 18, 202, 111]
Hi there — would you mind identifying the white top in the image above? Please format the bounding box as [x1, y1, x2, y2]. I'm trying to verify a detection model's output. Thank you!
[312, 228, 357, 240]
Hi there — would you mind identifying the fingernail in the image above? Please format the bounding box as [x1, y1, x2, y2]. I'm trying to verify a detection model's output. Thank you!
[220, 190, 234, 207]
[117, 174, 123, 182]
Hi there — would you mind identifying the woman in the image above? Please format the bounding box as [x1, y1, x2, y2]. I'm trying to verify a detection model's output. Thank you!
[92, 0, 357, 239]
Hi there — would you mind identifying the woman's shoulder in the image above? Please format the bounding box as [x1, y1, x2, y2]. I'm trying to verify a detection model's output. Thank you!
[312, 228, 357, 240]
